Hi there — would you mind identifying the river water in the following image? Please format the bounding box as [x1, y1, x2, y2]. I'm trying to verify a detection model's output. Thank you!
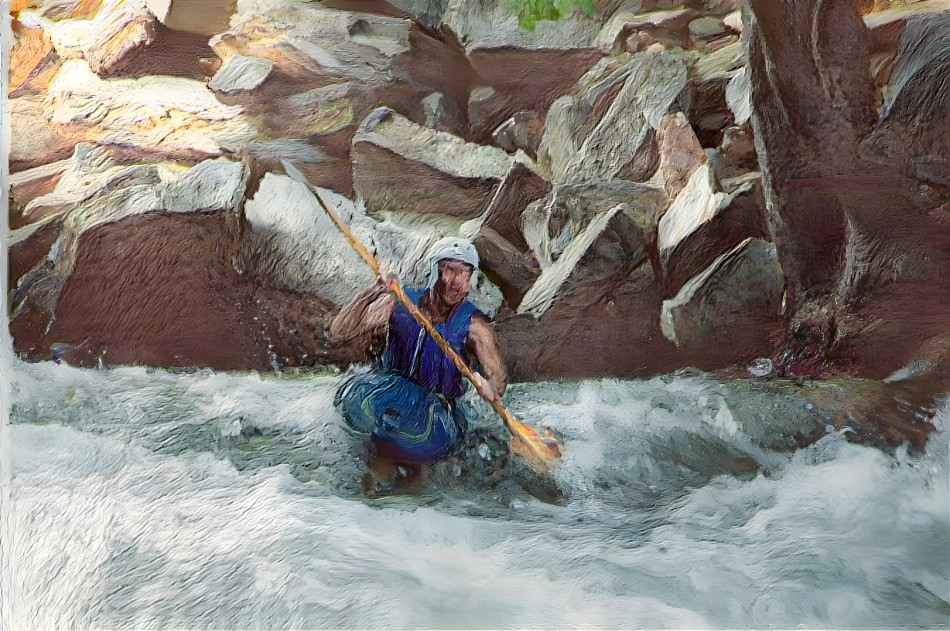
[3, 359, 948, 629]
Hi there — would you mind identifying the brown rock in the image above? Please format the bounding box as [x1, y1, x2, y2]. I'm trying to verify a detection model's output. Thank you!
[659, 179, 770, 296]
[661, 238, 784, 364]
[352, 108, 514, 218]
[472, 227, 541, 311]
[482, 162, 552, 252]
[657, 112, 707, 199]
[11, 211, 353, 370]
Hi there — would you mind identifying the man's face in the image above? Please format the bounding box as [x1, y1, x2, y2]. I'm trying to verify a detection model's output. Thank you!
[434, 258, 474, 306]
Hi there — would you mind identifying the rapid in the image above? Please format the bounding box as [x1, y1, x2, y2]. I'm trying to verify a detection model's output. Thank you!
[3, 359, 948, 629]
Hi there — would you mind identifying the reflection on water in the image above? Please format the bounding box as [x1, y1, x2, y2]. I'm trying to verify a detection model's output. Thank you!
[5, 360, 949, 629]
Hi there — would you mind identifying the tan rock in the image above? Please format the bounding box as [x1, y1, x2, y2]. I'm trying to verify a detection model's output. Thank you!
[9, 20, 55, 93]
[352, 107, 516, 218]
[145, 0, 237, 35]
[657, 112, 707, 199]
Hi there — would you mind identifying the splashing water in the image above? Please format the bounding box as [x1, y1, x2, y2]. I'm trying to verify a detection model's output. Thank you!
[3, 360, 948, 629]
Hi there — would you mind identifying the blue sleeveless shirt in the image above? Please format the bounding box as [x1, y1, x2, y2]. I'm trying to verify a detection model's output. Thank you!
[385, 288, 482, 400]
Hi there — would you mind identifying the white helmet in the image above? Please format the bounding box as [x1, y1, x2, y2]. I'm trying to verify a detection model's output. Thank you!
[425, 237, 479, 289]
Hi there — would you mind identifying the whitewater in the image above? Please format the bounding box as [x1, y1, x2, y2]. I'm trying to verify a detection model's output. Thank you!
[2, 359, 948, 629]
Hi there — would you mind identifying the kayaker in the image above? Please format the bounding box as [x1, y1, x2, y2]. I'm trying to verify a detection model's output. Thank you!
[330, 237, 509, 491]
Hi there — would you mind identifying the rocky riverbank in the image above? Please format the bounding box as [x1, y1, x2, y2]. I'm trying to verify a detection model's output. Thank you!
[7, 0, 949, 448]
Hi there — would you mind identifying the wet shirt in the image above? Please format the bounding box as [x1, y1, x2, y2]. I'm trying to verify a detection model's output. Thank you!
[385, 288, 481, 400]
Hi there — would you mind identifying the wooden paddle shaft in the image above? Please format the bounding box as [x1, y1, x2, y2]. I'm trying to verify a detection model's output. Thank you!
[281, 160, 557, 461]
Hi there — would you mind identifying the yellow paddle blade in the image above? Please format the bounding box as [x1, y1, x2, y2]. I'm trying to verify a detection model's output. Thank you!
[506, 415, 562, 469]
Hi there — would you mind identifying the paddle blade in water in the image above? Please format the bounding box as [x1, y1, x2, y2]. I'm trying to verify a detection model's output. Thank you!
[506, 416, 562, 468]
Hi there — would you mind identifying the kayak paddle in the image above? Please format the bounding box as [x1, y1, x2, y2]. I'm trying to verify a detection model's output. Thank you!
[280, 159, 563, 471]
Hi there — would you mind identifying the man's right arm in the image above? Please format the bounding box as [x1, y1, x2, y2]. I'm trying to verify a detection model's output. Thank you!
[327, 275, 394, 347]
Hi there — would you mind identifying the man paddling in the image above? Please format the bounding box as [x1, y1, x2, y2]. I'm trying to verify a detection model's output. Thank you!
[330, 237, 510, 491]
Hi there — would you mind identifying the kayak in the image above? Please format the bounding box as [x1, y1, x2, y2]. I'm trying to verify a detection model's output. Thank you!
[334, 370, 462, 463]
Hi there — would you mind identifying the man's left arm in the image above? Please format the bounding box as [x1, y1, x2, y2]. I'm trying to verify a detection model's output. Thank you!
[467, 315, 508, 403]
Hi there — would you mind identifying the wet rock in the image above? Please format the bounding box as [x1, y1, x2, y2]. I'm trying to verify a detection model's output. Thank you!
[10, 151, 257, 364]
[657, 111, 707, 199]
[541, 51, 689, 184]
[746, 0, 876, 308]
[496, 263, 683, 380]
[145, 0, 237, 35]
[11, 210, 350, 371]
[661, 237, 784, 361]
[352, 107, 516, 218]
[208, 54, 276, 93]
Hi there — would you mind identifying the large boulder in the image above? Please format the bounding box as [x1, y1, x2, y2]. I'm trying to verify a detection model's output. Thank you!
[518, 180, 666, 315]
[747, 0, 950, 379]
[860, 10, 950, 183]
[540, 50, 690, 184]
[660, 237, 785, 365]
[352, 108, 518, 218]
[37, 58, 256, 158]
[145, 0, 237, 35]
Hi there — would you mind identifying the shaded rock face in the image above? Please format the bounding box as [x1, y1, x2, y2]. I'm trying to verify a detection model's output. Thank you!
[352, 108, 516, 218]
[12, 210, 352, 370]
[747, 0, 950, 379]
[661, 238, 785, 365]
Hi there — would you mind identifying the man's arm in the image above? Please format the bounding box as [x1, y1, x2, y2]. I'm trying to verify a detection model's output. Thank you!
[467, 315, 508, 402]
[327, 276, 394, 347]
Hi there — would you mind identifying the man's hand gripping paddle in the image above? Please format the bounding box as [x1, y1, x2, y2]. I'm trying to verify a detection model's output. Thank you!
[280, 159, 562, 473]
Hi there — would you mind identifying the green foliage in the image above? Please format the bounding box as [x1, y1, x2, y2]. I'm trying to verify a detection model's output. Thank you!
[506, 0, 596, 31]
